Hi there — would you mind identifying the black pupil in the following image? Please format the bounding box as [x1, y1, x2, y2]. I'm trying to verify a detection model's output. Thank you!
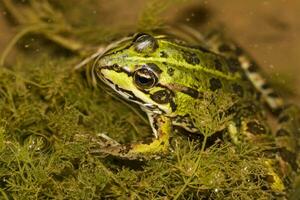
[138, 76, 152, 85]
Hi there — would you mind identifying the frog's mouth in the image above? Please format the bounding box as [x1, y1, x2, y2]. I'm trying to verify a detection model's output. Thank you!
[95, 65, 166, 115]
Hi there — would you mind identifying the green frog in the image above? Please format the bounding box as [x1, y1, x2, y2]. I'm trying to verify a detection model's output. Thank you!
[84, 28, 300, 196]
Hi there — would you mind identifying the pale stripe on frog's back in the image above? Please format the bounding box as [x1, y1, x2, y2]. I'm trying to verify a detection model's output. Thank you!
[202, 31, 284, 111]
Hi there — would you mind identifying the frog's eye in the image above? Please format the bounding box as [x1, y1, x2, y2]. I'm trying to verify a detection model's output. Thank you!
[133, 67, 158, 89]
[133, 33, 158, 53]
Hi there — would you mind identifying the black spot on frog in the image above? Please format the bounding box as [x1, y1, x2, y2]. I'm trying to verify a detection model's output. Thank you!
[209, 78, 222, 91]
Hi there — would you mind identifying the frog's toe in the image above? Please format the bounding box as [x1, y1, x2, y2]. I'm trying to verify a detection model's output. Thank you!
[96, 133, 120, 146]
[91, 144, 131, 157]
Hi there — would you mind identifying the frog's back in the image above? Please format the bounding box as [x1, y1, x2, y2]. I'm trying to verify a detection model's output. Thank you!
[156, 39, 258, 103]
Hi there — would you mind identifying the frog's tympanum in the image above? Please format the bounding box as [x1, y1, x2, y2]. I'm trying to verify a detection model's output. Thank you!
[91, 30, 300, 196]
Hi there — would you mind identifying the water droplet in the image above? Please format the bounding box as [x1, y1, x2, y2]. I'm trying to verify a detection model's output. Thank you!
[23, 133, 52, 153]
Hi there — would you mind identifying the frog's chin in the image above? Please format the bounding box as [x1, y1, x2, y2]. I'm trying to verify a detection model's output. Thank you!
[140, 103, 163, 114]
[140, 103, 171, 115]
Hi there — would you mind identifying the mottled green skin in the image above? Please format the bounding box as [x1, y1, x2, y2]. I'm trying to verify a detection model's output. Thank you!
[97, 35, 257, 123]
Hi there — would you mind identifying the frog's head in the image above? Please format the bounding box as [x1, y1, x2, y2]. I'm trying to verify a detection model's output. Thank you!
[95, 33, 181, 115]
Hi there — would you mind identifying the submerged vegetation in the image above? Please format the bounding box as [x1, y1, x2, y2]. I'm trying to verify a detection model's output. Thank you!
[0, 0, 294, 199]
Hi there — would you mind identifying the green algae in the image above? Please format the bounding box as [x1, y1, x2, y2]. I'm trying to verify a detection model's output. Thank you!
[0, 58, 281, 200]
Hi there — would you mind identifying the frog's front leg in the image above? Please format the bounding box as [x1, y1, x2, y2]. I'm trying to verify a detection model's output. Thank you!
[98, 114, 172, 160]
